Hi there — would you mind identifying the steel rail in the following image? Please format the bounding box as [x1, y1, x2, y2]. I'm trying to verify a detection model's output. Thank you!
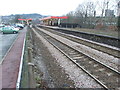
[32, 27, 110, 89]
[35, 26, 120, 75]
[39, 25, 119, 48]
[37, 26, 120, 58]
[33, 27, 120, 88]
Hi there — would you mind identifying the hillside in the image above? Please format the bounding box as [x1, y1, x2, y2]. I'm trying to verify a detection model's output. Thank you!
[1, 13, 47, 24]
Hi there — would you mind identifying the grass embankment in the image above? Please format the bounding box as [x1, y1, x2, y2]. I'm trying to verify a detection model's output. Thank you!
[68, 28, 119, 38]
[20, 27, 34, 88]
[20, 27, 43, 88]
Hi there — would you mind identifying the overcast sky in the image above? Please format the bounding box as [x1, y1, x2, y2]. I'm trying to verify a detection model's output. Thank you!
[0, 0, 117, 16]
[0, 0, 83, 16]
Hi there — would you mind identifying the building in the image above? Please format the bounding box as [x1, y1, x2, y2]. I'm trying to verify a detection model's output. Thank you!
[105, 9, 114, 17]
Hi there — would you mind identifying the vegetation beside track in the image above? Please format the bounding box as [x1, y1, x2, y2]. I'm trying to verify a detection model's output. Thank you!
[20, 26, 46, 88]
[66, 28, 118, 38]
[20, 27, 30, 88]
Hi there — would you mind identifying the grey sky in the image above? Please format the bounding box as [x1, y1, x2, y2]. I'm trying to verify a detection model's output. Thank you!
[0, 0, 118, 16]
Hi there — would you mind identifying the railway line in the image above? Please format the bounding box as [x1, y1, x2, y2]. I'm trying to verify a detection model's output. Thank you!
[31, 26, 120, 89]
[39, 25, 119, 48]
[35, 26, 119, 71]
[37, 25, 120, 58]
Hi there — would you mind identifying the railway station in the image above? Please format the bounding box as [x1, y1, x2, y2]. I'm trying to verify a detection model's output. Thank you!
[40, 16, 80, 28]
[0, 16, 119, 89]
[1, 0, 120, 88]
[18, 18, 32, 25]
[40, 16, 68, 26]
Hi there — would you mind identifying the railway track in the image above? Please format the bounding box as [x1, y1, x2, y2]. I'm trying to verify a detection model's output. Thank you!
[32, 27, 120, 89]
[36, 26, 120, 58]
[38, 25, 119, 48]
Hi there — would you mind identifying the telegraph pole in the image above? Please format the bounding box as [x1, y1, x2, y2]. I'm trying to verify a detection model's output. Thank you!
[118, 1, 120, 31]
[105, 1, 109, 25]
[106, 1, 109, 10]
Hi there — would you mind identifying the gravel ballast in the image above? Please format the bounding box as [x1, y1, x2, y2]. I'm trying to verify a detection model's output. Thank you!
[32, 29, 103, 88]
[36, 27, 119, 71]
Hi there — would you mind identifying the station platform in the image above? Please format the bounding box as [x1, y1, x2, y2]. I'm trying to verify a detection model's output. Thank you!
[0, 27, 27, 89]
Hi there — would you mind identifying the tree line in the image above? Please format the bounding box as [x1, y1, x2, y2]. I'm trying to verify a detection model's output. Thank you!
[62, 0, 119, 30]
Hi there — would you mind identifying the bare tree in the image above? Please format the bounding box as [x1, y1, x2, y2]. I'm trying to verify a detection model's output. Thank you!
[14, 15, 21, 23]
[96, 0, 110, 17]
[64, 0, 118, 29]
[65, 11, 75, 23]
[74, 1, 96, 28]
[75, 4, 85, 18]
[75, 2, 95, 18]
